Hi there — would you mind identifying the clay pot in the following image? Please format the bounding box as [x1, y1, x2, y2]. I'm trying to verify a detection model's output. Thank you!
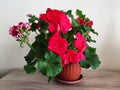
[57, 63, 82, 81]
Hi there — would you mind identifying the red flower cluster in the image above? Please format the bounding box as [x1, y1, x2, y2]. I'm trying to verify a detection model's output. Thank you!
[48, 32, 68, 56]
[9, 25, 20, 38]
[40, 8, 87, 66]
[40, 8, 71, 33]
[74, 32, 87, 53]
[9, 22, 30, 38]
[61, 33, 86, 66]
[77, 17, 93, 27]
[48, 32, 86, 66]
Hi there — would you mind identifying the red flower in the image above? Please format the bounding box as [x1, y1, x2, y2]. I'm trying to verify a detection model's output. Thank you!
[77, 52, 86, 60]
[9, 25, 20, 38]
[48, 32, 68, 56]
[40, 8, 71, 33]
[59, 14, 72, 33]
[77, 17, 86, 25]
[61, 49, 86, 66]
[86, 21, 93, 27]
[18, 22, 31, 30]
[74, 32, 87, 52]
[77, 17, 93, 27]
[37, 23, 41, 29]
[9, 22, 31, 38]
[60, 54, 69, 67]
[65, 50, 80, 63]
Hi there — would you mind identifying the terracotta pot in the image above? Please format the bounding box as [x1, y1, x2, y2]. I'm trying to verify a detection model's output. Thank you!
[57, 63, 82, 81]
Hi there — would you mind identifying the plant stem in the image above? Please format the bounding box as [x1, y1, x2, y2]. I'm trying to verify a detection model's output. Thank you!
[19, 30, 38, 56]
[26, 42, 37, 54]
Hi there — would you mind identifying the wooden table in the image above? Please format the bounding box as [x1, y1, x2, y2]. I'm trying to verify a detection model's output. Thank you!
[0, 69, 120, 90]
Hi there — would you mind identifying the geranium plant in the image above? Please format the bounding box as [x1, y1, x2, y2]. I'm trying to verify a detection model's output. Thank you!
[9, 8, 101, 82]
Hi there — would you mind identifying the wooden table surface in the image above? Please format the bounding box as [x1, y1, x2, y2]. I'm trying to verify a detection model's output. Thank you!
[0, 69, 120, 90]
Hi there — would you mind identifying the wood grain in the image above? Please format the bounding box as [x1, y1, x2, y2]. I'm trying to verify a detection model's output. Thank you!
[0, 69, 120, 90]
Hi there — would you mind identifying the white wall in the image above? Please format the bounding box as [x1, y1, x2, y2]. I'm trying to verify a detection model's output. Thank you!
[0, 0, 120, 77]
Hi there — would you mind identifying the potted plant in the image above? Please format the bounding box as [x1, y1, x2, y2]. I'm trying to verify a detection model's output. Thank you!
[9, 8, 101, 83]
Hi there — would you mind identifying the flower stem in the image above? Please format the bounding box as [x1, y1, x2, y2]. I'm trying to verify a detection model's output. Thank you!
[26, 42, 37, 54]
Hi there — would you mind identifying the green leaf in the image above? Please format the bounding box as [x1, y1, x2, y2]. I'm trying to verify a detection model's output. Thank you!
[86, 54, 101, 70]
[76, 9, 85, 19]
[39, 20, 48, 30]
[29, 15, 39, 23]
[48, 77, 54, 83]
[85, 17, 90, 22]
[80, 45, 101, 70]
[33, 34, 48, 58]
[37, 59, 47, 75]
[31, 23, 37, 32]
[85, 46, 96, 55]
[38, 51, 62, 82]
[80, 60, 90, 69]
[91, 29, 98, 35]
[24, 33, 48, 66]
[24, 65, 36, 74]
[24, 50, 36, 64]
[66, 10, 78, 27]
[86, 35, 96, 43]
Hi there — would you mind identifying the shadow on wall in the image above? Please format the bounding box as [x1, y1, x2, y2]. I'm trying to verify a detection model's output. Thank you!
[99, 20, 120, 70]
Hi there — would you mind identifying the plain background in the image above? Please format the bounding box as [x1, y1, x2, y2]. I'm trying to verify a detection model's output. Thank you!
[0, 0, 120, 77]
